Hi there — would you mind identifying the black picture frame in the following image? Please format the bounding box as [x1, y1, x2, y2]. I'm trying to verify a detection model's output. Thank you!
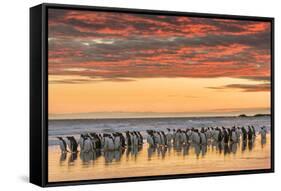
[30, 3, 275, 187]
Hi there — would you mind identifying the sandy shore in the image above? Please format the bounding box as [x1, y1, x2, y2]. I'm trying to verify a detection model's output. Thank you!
[48, 134, 271, 182]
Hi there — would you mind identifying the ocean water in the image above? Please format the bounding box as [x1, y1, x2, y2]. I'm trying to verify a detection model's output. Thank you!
[48, 116, 271, 146]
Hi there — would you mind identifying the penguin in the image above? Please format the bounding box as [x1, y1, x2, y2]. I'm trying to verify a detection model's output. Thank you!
[166, 128, 173, 145]
[183, 130, 190, 145]
[199, 129, 207, 145]
[251, 125, 256, 137]
[83, 135, 93, 152]
[66, 136, 78, 153]
[94, 133, 102, 149]
[116, 132, 126, 148]
[57, 137, 68, 153]
[88, 133, 97, 149]
[146, 130, 156, 147]
[222, 128, 229, 144]
[241, 127, 247, 142]
[236, 127, 242, 141]
[161, 131, 167, 146]
[154, 131, 161, 145]
[103, 134, 115, 150]
[230, 127, 238, 143]
[215, 127, 223, 142]
[136, 131, 143, 145]
[78, 134, 86, 151]
[125, 131, 132, 147]
[260, 126, 267, 139]
[191, 129, 200, 144]
[113, 133, 121, 150]
[247, 126, 253, 141]
[172, 129, 176, 142]
[131, 132, 139, 147]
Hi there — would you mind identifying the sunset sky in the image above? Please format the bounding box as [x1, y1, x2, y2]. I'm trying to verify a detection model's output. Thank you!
[48, 8, 271, 119]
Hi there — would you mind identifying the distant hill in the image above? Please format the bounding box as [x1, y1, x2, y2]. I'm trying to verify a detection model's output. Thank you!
[238, 114, 247, 117]
[238, 113, 270, 117]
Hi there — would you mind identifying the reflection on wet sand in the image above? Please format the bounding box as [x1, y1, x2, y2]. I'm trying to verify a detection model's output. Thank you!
[58, 135, 263, 165]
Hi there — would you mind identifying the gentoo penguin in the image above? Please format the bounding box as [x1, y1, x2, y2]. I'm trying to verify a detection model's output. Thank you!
[161, 131, 167, 146]
[87, 133, 97, 149]
[116, 132, 126, 148]
[236, 127, 242, 141]
[146, 130, 156, 147]
[66, 136, 78, 153]
[199, 129, 207, 145]
[78, 134, 86, 151]
[166, 128, 173, 145]
[131, 132, 139, 147]
[83, 135, 93, 152]
[260, 126, 267, 139]
[136, 131, 143, 145]
[222, 127, 229, 144]
[191, 129, 200, 144]
[57, 137, 68, 153]
[172, 129, 176, 142]
[251, 125, 256, 137]
[215, 127, 223, 142]
[103, 134, 115, 150]
[113, 133, 121, 150]
[230, 127, 238, 143]
[125, 131, 132, 147]
[241, 127, 247, 141]
[247, 126, 253, 141]
[154, 131, 161, 145]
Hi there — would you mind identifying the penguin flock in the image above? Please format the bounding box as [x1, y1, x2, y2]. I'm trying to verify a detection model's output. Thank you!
[57, 130, 143, 153]
[146, 125, 259, 148]
[57, 125, 267, 160]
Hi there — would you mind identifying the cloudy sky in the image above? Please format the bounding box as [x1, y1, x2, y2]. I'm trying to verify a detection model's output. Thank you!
[48, 8, 271, 119]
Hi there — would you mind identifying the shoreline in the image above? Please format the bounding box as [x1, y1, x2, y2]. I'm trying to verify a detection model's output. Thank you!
[49, 114, 271, 121]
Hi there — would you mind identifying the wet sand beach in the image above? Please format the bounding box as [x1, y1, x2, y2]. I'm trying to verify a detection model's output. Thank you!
[48, 134, 271, 182]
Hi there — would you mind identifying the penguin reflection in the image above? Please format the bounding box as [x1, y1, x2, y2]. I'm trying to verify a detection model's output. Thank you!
[201, 144, 207, 157]
[68, 152, 78, 165]
[182, 144, 190, 156]
[59, 152, 67, 162]
[242, 140, 247, 152]
[260, 126, 267, 148]
[193, 143, 201, 158]
[248, 140, 254, 151]
[223, 143, 230, 155]
[80, 151, 94, 163]
[147, 146, 156, 159]
[230, 142, 238, 154]
[157, 146, 167, 159]
[104, 149, 123, 163]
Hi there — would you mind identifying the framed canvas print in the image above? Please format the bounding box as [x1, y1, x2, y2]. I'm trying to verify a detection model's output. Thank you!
[30, 3, 274, 187]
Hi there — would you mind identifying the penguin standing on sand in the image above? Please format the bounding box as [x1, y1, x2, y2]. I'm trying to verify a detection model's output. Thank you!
[117, 132, 126, 148]
[247, 126, 253, 141]
[260, 126, 267, 138]
[241, 127, 247, 142]
[166, 128, 173, 145]
[161, 131, 167, 146]
[146, 130, 156, 147]
[251, 126, 256, 137]
[57, 137, 68, 153]
[83, 135, 93, 152]
[125, 131, 132, 147]
[66, 136, 78, 153]
[200, 128, 207, 145]
[78, 134, 86, 151]
[222, 127, 229, 144]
